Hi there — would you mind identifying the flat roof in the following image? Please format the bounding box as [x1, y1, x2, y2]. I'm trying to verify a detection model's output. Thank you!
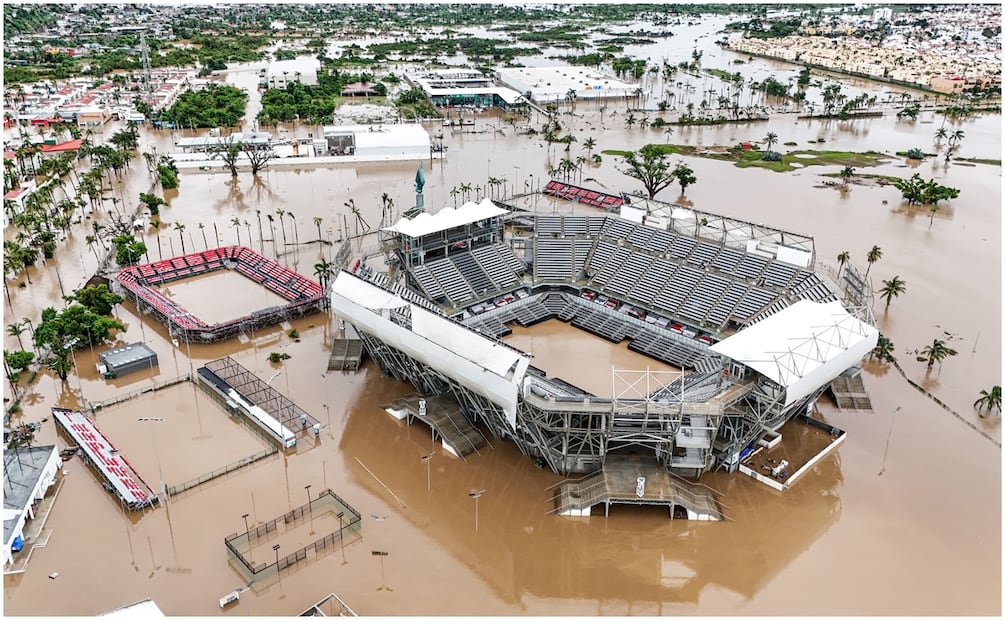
[98, 342, 158, 369]
[710, 300, 878, 405]
[382, 199, 508, 238]
[3, 445, 58, 545]
[346, 124, 431, 150]
[176, 132, 272, 148]
[417, 83, 524, 105]
[496, 66, 635, 97]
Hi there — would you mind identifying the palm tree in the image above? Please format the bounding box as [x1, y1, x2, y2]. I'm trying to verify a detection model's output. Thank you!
[839, 166, 855, 187]
[265, 214, 277, 256]
[288, 212, 299, 246]
[313, 258, 334, 290]
[313, 216, 323, 245]
[174, 222, 186, 254]
[663, 126, 674, 143]
[916, 338, 958, 369]
[871, 334, 896, 363]
[231, 217, 242, 245]
[7, 322, 26, 350]
[449, 186, 459, 207]
[836, 251, 850, 277]
[865, 245, 882, 278]
[582, 137, 597, 155]
[948, 129, 965, 146]
[878, 276, 906, 310]
[763, 132, 778, 153]
[973, 386, 1001, 416]
[933, 127, 948, 147]
[198, 222, 209, 249]
[275, 209, 288, 249]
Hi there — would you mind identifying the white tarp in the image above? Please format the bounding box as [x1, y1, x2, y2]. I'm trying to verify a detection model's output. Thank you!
[331, 272, 409, 310]
[710, 300, 878, 405]
[382, 199, 508, 238]
[411, 306, 523, 377]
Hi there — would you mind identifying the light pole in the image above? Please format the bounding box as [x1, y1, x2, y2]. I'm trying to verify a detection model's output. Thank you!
[878, 405, 902, 476]
[420, 452, 434, 492]
[371, 550, 390, 591]
[337, 511, 347, 565]
[321, 373, 330, 432]
[138, 417, 166, 495]
[273, 543, 281, 574]
[305, 484, 312, 512]
[468, 489, 485, 532]
[242, 513, 252, 562]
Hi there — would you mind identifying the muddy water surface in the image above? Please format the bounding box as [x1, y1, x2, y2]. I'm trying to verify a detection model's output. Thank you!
[3, 41, 1000, 618]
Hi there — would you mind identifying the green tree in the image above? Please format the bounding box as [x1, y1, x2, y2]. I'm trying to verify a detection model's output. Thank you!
[836, 251, 850, 277]
[7, 322, 26, 350]
[763, 131, 778, 153]
[139, 192, 166, 216]
[618, 145, 677, 199]
[33, 304, 126, 380]
[871, 334, 896, 363]
[839, 166, 855, 187]
[673, 161, 697, 195]
[64, 284, 123, 316]
[973, 386, 1001, 416]
[865, 245, 882, 278]
[892, 173, 960, 206]
[4, 350, 34, 374]
[878, 276, 906, 310]
[915, 338, 958, 369]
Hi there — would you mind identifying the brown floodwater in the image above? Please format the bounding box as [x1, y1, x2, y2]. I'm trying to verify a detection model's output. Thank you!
[157, 269, 290, 325]
[3, 57, 1000, 617]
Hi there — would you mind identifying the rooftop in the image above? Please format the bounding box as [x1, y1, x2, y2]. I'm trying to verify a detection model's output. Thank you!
[382, 199, 508, 238]
[3, 445, 58, 545]
[97, 342, 158, 370]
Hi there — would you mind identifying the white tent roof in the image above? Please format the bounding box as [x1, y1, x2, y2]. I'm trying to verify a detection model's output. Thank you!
[331, 273, 409, 310]
[411, 305, 523, 377]
[710, 300, 878, 406]
[382, 199, 508, 238]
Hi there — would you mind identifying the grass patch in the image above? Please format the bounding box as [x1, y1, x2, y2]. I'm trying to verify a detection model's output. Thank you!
[955, 157, 1001, 166]
[603, 144, 890, 173]
[734, 149, 890, 172]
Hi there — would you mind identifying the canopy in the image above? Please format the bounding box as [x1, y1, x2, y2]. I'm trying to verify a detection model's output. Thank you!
[710, 300, 878, 405]
[382, 199, 507, 238]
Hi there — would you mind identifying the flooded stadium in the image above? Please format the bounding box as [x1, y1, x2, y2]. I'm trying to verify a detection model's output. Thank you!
[3, 21, 1001, 620]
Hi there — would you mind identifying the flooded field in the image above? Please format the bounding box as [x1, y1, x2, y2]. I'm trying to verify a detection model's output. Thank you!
[3, 16, 1001, 618]
[503, 319, 681, 397]
[158, 268, 290, 325]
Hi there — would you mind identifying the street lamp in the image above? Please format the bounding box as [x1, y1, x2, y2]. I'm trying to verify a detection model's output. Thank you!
[305, 484, 312, 512]
[242, 513, 252, 562]
[371, 550, 390, 591]
[337, 511, 347, 565]
[420, 452, 434, 491]
[273, 543, 281, 572]
[321, 373, 330, 431]
[138, 417, 166, 495]
[878, 405, 903, 476]
[468, 489, 486, 532]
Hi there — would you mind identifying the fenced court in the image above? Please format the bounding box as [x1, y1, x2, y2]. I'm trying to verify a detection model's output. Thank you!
[224, 489, 362, 579]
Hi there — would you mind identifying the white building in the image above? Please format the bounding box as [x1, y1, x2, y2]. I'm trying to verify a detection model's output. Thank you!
[321, 124, 431, 160]
[3, 445, 60, 568]
[873, 7, 893, 22]
[411, 69, 524, 109]
[496, 67, 635, 104]
[266, 58, 320, 89]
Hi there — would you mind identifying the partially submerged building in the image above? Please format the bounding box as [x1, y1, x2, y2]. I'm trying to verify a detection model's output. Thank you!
[412, 69, 524, 110]
[496, 66, 635, 103]
[97, 342, 158, 379]
[3, 445, 60, 569]
[319, 124, 432, 160]
[331, 193, 877, 515]
[266, 58, 320, 89]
